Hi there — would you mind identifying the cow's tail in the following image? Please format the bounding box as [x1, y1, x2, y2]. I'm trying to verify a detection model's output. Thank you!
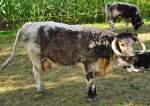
[0, 28, 22, 71]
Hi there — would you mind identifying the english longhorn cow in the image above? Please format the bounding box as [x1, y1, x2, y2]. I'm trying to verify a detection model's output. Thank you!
[0, 21, 146, 100]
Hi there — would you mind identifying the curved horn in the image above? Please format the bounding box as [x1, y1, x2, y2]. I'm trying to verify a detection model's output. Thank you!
[135, 37, 146, 53]
[111, 37, 123, 56]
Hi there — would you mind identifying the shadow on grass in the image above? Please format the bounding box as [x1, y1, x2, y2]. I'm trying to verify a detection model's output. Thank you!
[1, 52, 150, 106]
[0, 72, 150, 106]
[0, 59, 150, 106]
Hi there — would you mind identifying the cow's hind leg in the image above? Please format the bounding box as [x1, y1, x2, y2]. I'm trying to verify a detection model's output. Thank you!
[27, 48, 47, 95]
[84, 64, 97, 101]
[32, 65, 47, 95]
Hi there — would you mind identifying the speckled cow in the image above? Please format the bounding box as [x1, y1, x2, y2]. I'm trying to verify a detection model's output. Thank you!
[0, 21, 145, 101]
[106, 2, 144, 31]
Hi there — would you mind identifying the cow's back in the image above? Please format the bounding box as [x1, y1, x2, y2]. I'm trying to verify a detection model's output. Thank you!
[22, 21, 115, 66]
[38, 25, 90, 65]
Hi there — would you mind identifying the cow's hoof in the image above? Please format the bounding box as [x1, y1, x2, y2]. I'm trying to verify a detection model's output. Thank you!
[37, 88, 48, 95]
[88, 95, 98, 102]
[91, 96, 98, 102]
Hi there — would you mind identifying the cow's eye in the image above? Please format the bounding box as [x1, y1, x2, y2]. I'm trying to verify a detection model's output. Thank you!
[121, 43, 125, 47]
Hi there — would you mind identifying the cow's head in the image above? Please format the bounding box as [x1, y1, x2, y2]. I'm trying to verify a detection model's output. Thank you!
[132, 14, 144, 30]
[111, 32, 146, 58]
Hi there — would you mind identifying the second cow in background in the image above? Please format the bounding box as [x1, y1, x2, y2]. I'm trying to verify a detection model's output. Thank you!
[106, 2, 144, 31]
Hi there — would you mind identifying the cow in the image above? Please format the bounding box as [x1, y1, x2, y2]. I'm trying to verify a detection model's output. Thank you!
[106, 2, 144, 31]
[113, 50, 150, 72]
[126, 51, 150, 72]
[0, 21, 146, 101]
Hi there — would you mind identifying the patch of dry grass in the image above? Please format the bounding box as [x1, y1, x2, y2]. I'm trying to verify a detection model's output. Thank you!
[0, 22, 150, 106]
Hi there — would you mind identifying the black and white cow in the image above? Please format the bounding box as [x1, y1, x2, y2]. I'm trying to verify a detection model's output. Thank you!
[106, 2, 144, 31]
[126, 51, 150, 72]
[113, 50, 150, 72]
[0, 21, 145, 100]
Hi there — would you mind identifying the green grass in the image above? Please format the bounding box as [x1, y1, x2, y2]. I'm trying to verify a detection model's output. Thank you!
[0, 22, 150, 106]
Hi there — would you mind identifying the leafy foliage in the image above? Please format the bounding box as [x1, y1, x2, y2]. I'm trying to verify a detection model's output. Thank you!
[0, 0, 150, 30]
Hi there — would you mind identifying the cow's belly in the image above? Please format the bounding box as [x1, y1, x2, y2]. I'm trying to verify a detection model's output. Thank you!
[41, 45, 84, 66]
[49, 49, 82, 65]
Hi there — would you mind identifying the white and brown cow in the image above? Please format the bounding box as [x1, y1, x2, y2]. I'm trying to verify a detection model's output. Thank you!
[0, 21, 145, 100]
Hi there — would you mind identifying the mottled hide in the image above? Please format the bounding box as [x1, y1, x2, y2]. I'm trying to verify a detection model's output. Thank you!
[38, 27, 88, 65]
[32, 25, 116, 67]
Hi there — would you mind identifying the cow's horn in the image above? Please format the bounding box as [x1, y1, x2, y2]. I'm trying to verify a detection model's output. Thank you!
[111, 37, 123, 56]
[135, 37, 146, 53]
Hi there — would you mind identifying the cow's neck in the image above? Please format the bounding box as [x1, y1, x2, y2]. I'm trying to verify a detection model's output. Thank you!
[87, 32, 114, 61]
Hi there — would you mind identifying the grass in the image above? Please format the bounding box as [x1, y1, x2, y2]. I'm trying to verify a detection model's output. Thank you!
[0, 21, 150, 106]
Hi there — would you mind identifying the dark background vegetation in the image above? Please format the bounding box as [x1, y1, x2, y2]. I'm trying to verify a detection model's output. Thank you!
[0, 0, 150, 30]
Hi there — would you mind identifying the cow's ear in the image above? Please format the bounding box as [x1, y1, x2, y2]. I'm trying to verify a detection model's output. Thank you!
[133, 33, 138, 41]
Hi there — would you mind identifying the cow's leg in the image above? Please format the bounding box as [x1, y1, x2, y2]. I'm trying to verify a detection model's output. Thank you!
[86, 72, 97, 100]
[30, 53, 47, 94]
[108, 15, 120, 32]
[32, 65, 44, 93]
[30, 54, 49, 95]
[125, 20, 129, 32]
[84, 64, 97, 101]
[108, 20, 115, 31]
[25, 43, 47, 95]
[106, 12, 115, 31]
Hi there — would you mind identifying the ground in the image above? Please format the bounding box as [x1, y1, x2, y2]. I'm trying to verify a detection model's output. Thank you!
[0, 20, 150, 106]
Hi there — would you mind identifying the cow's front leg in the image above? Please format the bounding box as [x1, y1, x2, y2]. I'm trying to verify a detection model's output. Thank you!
[83, 63, 97, 101]
[108, 20, 115, 32]
[125, 22, 129, 32]
[109, 20, 116, 32]
[86, 71, 97, 100]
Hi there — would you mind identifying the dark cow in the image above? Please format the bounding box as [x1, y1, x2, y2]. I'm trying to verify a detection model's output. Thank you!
[0, 21, 145, 101]
[126, 51, 150, 72]
[106, 2, 144, 31]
